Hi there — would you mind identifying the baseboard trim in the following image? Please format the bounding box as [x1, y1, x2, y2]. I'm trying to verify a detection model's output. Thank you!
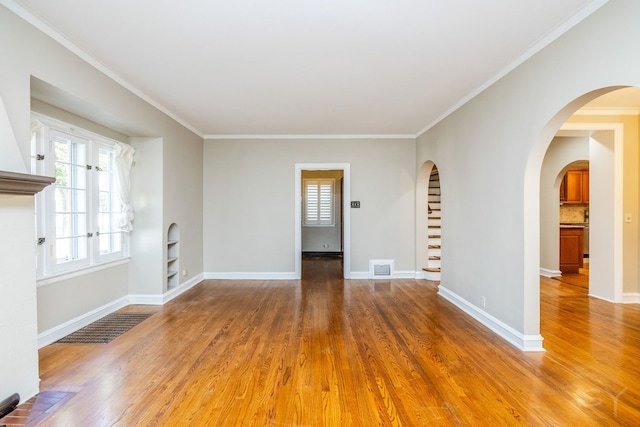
[38, 275, 205, 348]
[622, 293, 640, 304]
[539, 268, 562, 278]
[38, 296, 129, 348]
[438, 286, 545, 352]
[163, 274, 203, 303]
[203, 272, 297, 280]
[349, 271, 416, 280]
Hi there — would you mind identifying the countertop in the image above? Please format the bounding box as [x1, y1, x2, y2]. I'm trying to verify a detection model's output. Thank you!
[560, 223, 588, 229]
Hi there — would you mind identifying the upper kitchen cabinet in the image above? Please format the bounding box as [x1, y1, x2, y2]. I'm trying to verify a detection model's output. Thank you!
[560, 169, 589, 204]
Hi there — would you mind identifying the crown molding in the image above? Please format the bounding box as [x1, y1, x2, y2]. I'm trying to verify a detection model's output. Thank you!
[204, 134, 416, 140]
[1, 0, 204, 138]
[574, 107, 640, 116]
[415, 0, 610, 138]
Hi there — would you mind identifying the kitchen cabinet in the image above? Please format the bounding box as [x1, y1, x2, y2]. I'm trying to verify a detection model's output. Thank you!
[560, 169, 589, 204]
[560, 227, 584, 273]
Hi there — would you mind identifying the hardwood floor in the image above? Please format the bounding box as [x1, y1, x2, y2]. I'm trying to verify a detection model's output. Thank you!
[31, 260, 640, 426]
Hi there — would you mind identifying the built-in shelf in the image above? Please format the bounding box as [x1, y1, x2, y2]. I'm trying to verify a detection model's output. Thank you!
[167, 224, 179, 291]
[0, 170, 54, 195]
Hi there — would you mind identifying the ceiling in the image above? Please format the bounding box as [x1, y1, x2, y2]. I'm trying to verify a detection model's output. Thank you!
[9, 0, 610, 137]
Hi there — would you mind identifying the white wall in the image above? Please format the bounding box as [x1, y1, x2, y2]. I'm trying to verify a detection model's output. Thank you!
[589, 130, 616, 301]
[0, 195, 40, 401]
[540, 136, 589, 274]
[203, 138, 416, 276]
[417, 0, 640, 348]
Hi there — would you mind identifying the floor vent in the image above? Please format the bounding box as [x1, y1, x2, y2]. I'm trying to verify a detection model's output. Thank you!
[370, 260, 394, 278]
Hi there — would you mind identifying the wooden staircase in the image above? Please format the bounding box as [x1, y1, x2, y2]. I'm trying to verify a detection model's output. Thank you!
[423, 167, 441, 281]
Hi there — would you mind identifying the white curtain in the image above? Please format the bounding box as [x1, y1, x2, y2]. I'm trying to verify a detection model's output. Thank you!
[114, 142, 135, 232]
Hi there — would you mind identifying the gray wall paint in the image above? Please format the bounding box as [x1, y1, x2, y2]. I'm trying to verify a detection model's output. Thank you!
[203, 138, 416, 274]
[417, 0, 640, 336]
[0, 4, 203, 399]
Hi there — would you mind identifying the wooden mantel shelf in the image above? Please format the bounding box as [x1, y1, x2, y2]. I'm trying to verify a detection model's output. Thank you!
[0, 170, 55, 195]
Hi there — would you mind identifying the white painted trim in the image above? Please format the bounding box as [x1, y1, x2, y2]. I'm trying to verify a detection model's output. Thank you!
[203, 272, 297, 280]
[38, 275, 205, 347]
[438, 286, 545, 352]
[163, 273, 203, 303]
[622, 293, 640, 304]
[575, 108, 640, 116]
[415, 0, 609, 137]
[128, 294, 164, 305]
[130, 274, 204, 304]
[204, 134, 415, 140]
[347, 271, 417, 280]
[393, 271, 418, 279]
[349, 272, 370, 279]
[295, 163, 351, 280]
[539, 268, 562, 278]
[36, 258, 130, 288]
[38, 296, 129, 348]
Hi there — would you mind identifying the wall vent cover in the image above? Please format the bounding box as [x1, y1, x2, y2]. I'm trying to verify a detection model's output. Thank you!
[369, 259, 394, 278]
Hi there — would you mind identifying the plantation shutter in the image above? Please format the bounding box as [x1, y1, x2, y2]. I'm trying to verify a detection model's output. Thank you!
[304, 179, 334, 226]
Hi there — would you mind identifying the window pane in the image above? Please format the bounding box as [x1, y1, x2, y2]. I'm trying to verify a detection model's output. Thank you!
[55, 163, 69, 187]
[56, 237, 72, 263]
[99, 191, 110, 212]
[55, 188, 71, 212]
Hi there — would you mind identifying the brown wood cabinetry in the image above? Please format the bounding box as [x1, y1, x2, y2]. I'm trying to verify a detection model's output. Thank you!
[560, 227, 584, 273]
[560, 169, 589, 204]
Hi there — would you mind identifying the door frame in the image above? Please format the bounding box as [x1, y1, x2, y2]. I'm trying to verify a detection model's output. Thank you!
[295, 163, 351, 279]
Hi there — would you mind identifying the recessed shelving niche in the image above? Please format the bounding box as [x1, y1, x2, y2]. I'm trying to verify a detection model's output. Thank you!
[167, 223, 179, 290]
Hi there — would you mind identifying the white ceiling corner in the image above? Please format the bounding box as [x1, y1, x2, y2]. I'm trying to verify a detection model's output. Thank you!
[8, 0, 610, 138]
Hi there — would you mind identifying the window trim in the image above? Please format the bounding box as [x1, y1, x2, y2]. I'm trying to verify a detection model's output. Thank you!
[32, 113, 129, 279]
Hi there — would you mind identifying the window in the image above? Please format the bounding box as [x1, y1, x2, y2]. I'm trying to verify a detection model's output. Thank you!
[32, 115, 130, 278]
[304, 179, 334, 226]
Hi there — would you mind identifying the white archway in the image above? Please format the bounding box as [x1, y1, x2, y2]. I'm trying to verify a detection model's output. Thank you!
[524, 87, 628, 348]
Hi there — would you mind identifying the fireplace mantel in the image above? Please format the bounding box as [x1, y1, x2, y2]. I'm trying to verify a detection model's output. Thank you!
[0, 170, 54, 195]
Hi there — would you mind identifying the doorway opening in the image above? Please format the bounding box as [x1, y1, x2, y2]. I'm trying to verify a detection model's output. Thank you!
[416, 161, 442, 280]
[295, 163, 351, 279]
[528, 86, 639, 350]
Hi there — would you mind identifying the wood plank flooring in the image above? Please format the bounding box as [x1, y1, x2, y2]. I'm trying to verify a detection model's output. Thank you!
[32, 260, 640, 426]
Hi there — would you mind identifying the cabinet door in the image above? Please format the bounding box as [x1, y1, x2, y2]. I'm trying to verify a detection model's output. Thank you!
[581, 170, 589, 203]
[560, 228, 584, 273]
[564, 170, 583, 204]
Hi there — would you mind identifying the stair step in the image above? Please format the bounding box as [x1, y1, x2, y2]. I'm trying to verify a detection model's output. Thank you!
[423, 267, 441, 273]
[428, 245, 441, 249]
[429, 256, 441, 260]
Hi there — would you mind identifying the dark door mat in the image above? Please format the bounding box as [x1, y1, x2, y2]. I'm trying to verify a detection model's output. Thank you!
[56, 313, 152, 344]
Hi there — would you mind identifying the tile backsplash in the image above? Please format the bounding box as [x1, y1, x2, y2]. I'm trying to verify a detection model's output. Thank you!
[560, 204, 589, 223]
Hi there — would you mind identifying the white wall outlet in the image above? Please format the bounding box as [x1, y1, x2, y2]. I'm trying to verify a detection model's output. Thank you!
[182, 269, 188, 277]
[481, 296, 486, 308]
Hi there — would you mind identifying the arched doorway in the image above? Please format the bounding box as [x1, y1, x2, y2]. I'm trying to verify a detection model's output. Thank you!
[526, 86, 639, 347]
[416, 162, 441, 281]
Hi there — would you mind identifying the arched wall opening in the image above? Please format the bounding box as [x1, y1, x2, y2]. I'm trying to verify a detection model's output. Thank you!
[416, 161, 441, 280]
[525, 86, 636, 345]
